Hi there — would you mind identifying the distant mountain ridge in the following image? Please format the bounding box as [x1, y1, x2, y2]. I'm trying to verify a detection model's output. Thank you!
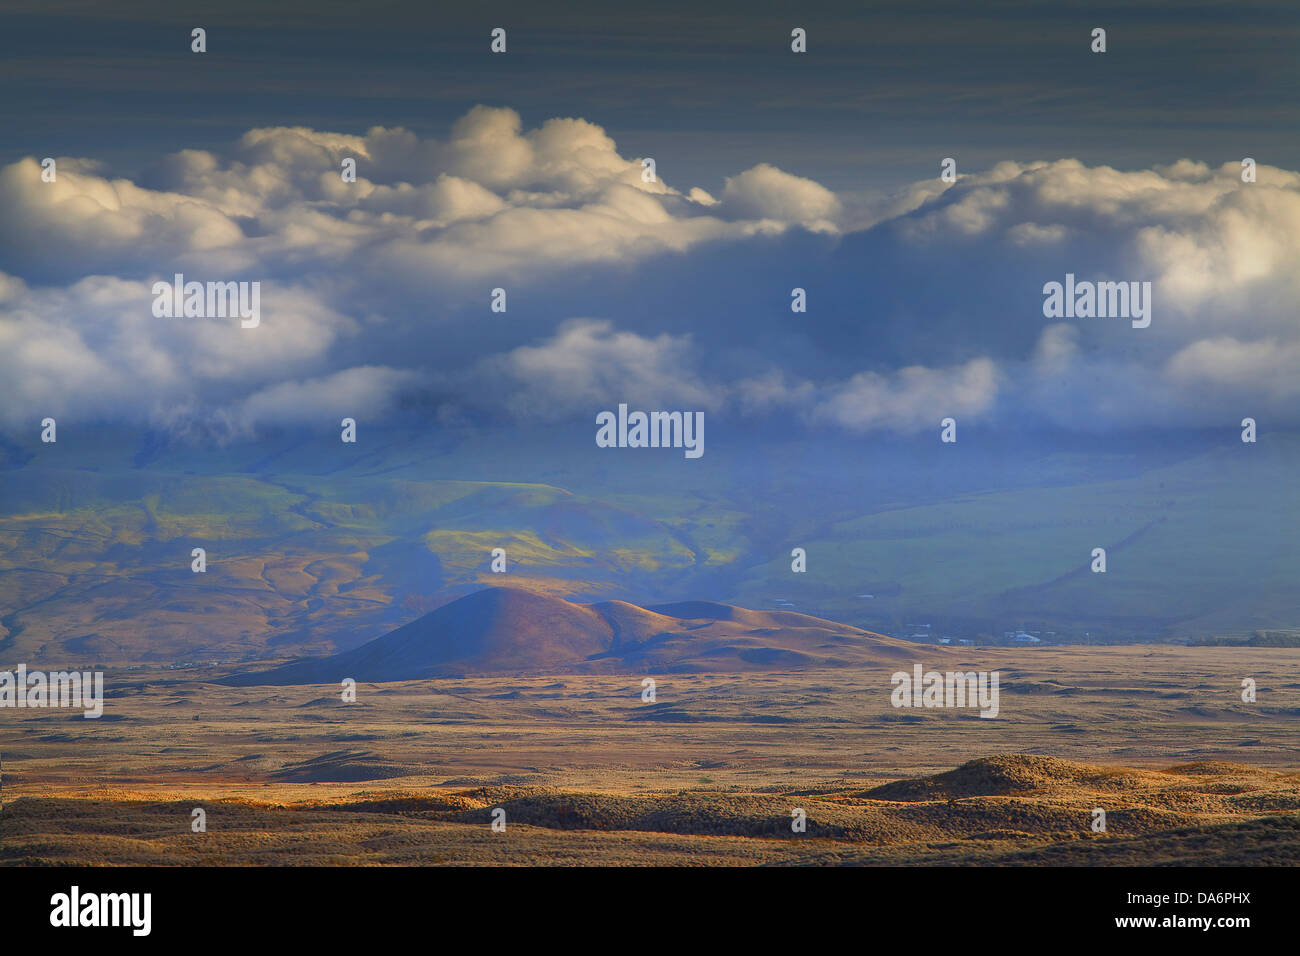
[224, 586, 932, 684]
[6, 429, 1296, 666]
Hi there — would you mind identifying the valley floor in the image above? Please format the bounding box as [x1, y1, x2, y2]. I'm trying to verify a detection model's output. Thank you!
[2, 647, 1298, 865]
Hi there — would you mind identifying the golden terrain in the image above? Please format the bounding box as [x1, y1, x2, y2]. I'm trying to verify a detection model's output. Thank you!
[2, 645, 1299, 865]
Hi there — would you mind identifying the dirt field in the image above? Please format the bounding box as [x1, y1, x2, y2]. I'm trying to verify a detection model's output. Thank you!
[3, 646, 1299, 865]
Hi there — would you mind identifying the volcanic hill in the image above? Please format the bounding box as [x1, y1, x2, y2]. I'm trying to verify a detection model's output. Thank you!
[225, 586, 932, 683]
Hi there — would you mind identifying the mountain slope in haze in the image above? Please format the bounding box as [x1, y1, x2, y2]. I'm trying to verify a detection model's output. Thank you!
[7, 428, 1299, 665]
[225, 586, 932, 684]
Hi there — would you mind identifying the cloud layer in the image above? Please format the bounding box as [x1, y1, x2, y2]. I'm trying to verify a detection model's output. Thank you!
[1, 107, 1297, 436]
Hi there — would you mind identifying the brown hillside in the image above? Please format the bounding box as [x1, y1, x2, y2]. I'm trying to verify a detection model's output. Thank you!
[226, 586, 932, 684]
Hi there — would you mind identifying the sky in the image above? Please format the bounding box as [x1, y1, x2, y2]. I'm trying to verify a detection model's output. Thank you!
[1, 0, 1298, 442]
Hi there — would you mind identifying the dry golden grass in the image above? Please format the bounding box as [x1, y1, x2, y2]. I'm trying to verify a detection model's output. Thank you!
[5, 756, 1300, 865]
[3, 646, 1298, 864]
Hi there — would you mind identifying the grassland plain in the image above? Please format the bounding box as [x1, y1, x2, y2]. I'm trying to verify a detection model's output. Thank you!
[3, 646, 1298, 865]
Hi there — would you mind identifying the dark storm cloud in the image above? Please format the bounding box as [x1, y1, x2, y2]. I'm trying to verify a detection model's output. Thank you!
[1, 0, 1295, 191]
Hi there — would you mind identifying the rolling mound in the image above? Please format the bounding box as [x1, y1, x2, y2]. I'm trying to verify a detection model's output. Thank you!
[860, 754, 1300, 814]
[8, 755, 1299, 865]
[864, 754, 1145, 800]
[224, 586, 929, 684]
[270, 750, 417, 783]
